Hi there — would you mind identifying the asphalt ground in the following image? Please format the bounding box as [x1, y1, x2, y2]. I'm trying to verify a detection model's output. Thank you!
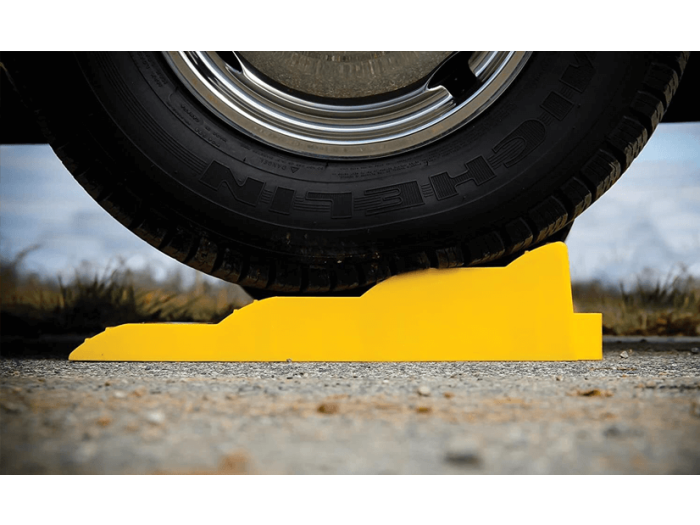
[1, 338, 699, 474]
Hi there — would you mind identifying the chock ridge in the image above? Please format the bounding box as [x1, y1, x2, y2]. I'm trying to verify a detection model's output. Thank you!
[69, 242, 602, 362]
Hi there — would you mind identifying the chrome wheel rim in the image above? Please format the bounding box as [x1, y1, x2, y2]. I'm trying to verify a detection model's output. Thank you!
[164, 51, 531, 160]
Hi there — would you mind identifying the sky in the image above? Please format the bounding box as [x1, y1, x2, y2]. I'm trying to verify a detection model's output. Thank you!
[1, 122, 699, 286]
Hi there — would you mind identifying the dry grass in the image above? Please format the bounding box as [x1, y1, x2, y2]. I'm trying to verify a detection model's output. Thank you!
[0, 247, 251, 337]
[573, 268, 700, 336]
[2, 247, 699, 337]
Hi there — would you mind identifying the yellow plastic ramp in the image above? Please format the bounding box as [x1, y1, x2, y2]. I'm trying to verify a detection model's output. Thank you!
[69, 242, 601, 362]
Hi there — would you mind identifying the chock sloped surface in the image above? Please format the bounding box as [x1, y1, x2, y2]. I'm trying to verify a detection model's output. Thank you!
[69, 242, 601, 362]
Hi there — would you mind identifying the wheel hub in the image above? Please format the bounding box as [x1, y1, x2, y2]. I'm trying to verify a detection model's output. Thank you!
[165, 51, 531, 159]
[236, 51, 453, 100]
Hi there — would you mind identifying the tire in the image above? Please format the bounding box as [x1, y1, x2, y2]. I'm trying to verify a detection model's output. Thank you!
[3, 52, 689, 294]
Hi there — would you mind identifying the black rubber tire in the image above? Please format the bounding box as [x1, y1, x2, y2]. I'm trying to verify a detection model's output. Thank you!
[3, 52, 689, 294]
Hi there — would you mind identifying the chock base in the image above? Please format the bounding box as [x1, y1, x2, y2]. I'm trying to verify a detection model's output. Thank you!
[69, 242, 602, 362]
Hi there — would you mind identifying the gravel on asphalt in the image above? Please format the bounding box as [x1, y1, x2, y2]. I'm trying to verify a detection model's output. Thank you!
[1, 340, 699, 474]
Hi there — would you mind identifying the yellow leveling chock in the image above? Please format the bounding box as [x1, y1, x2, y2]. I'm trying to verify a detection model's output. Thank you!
[69, 242, 601, 362]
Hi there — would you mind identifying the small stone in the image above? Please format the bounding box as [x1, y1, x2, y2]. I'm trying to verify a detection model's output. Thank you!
[1, 401, 25, 414]
[603, 425, 622, 437]
[317, 402, 339, 414]
[145, 410, 166, 425]
[303, 373, 309, 378]
[416, 406, 432, 414]
[286, 358, 293, 363]
[383, 379, 389, 384]
[443, 392, 455, 399]
[620, 351, 629, 359]
[555, 376, 563, 381]
[691, 399, 700, 418]
[575, 388, 613, 397]
[219, 451, 250, 474]
[690, 347, 699, 354]
[444, 438, 481, 466]
[131, 387, 147, 398]
[96, 415, 112, 427]
[417, 385, 431, 396]
[645, 381, 657, 389]
[113, 391, 127, 399]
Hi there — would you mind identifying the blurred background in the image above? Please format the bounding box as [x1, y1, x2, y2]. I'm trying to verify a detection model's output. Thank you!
[2, 122, 699, 338]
